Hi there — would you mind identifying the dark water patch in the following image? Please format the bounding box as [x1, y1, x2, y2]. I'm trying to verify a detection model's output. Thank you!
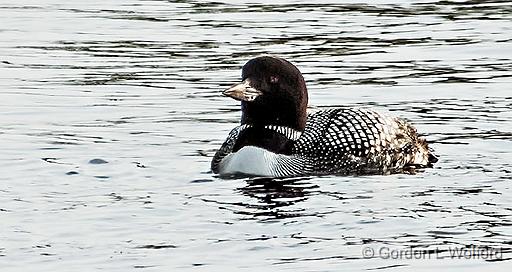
[459, 206, 512, 219]
[89, 158, 108, 164]
[190, 179, 213, 183]
[136, 244, 177, 249]
[413, 185, 501, 196]
[133, 265, 157, 269]
[94, 176, 110, 179]
[274, 254, 358, 265]
[108, 193, 124, 201]
[201, 197, 322, 221]
[33, 244, 51, 248]
[133, 162, 147, 168]
[427, 230, 468, 236]
[41, 157, 71, 165]
[367, 264, 409, 270]
[28, 132, 115, 145]
[0, 5, 45, 10]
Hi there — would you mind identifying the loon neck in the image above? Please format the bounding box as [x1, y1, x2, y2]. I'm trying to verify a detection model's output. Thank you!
[240, 100, 307, 132]
[240, 124, 302, 141]
[232, 124, 301, 155]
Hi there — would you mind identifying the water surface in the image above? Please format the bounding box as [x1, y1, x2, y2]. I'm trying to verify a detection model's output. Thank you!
[1, 0, 511, 271]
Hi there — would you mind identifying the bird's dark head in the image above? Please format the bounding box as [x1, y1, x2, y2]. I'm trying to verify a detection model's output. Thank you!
[223, 56, 308, 131]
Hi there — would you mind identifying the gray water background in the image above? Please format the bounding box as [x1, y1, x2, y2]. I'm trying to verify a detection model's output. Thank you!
[1, 0, 512, 271]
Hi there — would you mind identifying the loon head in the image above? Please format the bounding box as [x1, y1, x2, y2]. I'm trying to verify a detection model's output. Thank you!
[223, 56, 308, 131]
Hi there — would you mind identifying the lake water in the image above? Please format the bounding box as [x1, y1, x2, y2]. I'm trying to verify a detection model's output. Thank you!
[1, 0, 511, 271]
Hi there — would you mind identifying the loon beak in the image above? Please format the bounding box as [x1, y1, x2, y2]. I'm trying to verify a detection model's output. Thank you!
[223, 79, 262, 102]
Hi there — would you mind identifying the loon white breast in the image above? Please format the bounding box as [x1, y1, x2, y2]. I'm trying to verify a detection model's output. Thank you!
[211, 56, 437, 177]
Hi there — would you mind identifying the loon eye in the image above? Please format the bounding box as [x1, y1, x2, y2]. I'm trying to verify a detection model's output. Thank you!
[270, 76, 279, 84]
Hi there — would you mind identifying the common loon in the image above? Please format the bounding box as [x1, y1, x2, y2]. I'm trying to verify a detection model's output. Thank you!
[211, 56, 437, 177]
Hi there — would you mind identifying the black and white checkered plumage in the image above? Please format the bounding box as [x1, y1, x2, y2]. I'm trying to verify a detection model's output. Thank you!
[211, 56, 437, 177]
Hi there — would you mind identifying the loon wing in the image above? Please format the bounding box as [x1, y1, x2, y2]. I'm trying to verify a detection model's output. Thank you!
[211, 125, 246, 174]
[294, 108, 433, 173]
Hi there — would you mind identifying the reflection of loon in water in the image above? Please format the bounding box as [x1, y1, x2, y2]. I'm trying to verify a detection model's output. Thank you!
[212, 56, 437, 177]
[237, 177, 315, 219]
